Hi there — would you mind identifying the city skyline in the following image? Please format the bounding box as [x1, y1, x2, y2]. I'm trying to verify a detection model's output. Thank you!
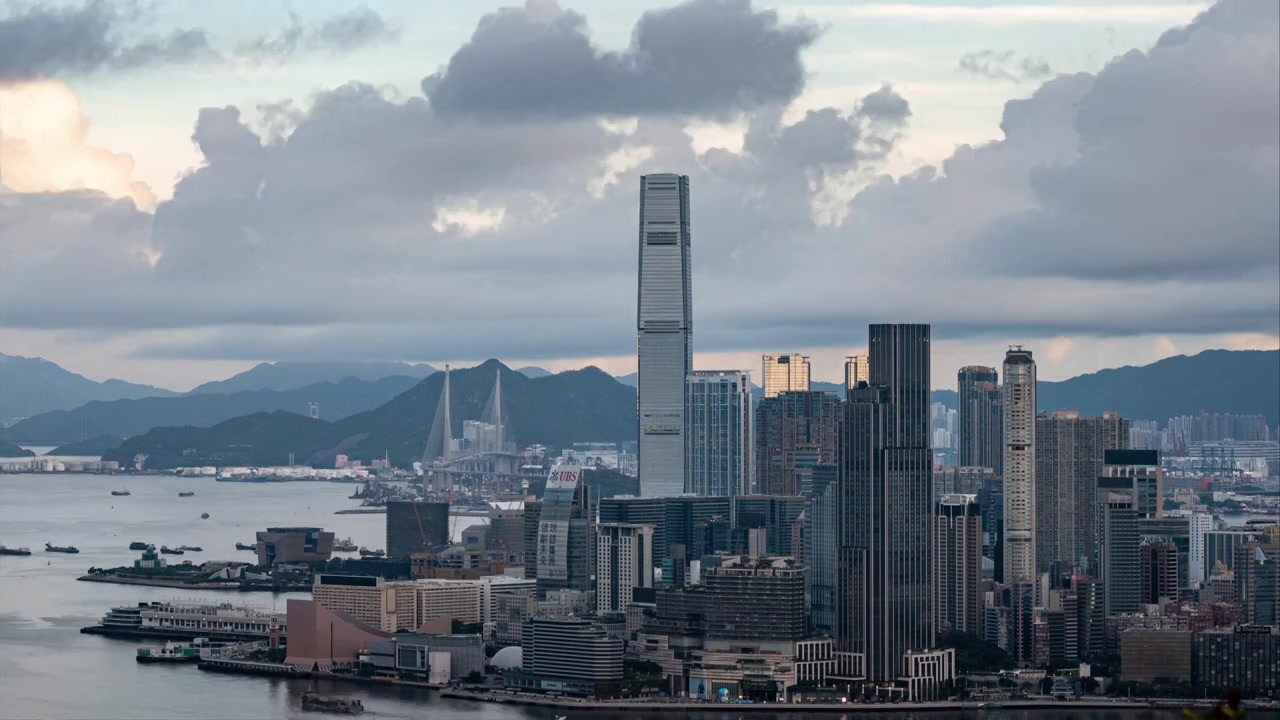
[2, 0, 1276, 391]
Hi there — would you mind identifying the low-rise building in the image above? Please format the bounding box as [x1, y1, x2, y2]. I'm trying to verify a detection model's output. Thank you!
[505, 616, 624, 697]
[1119, 629, 1192, 683]
[364, 633, 485, 681]
[1195, 626, 1279, 691]
[255, 527, 334, 565]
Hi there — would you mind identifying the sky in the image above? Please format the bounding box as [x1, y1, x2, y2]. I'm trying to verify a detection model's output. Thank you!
[0, 0, 1277, 391]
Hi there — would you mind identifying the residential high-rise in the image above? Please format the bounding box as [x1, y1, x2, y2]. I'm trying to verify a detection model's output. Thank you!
[1002, 347, 1037, 587]
[596, 523, 654, 614]
[685, 370, 753, 497]
[957, 366, 1002, 474]
[837, 323, 937, 685]
[637, 173, 692, 497]
[1189, 513, 1215, 584]
[1034, 411, 1129, 573]
[763, 354, 811, 399]
[756, 391, 842, 496]
[935, 495, 983, 635]
[844, 355, 870, 391]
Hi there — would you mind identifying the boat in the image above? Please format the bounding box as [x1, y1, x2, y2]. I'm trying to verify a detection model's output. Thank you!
[357, 547, 384, 558]
[178, 545, 203, 552]
[136, 641, 201, 664]
[0, 545, 32, 556]
[332, 538, 358, 552]
[178, 491, 195, 497]
[45, 542, 79, 554]
[159, 546, 184, 555]
[301, 691, 364, 715]
[111, 489, 131, 496]
[200, 513, 210, 519]
[128, 542, 152, 551]
[235, 542, 256, 551]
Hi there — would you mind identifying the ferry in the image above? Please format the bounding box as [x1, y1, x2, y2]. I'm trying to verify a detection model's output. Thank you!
[301, 691, 364, 715]
[178, 545, 203, 552]
[0, 545, 32, 556]
[201, 513, 210, 519]
[159, 546, 184, 555]
[332, 538, 358, 552]
[136, 641, 201, 664]
[45, 542, 79, 554]
[128, 542, 152, 551]
[111, 489, 131, 497]
[178, 491, 195, 497]
[358, 547, 385, 558]
[235, 542, 256, 551]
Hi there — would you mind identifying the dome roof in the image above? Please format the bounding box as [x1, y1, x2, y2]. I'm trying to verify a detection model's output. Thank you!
[490, 646, 522, 670]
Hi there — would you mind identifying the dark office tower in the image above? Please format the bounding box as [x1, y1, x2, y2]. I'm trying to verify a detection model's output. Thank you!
[1073, 577, 1105, 660]
[1035, 411, 1130, 573]
[385, 501, 450, 559]
[807, 465, 839, 637]
[978, 477, 1005, 583]
[637, 174, 692, 498]
[957, 366, 1002, 474]
[935, 495, 983, 635]
[533, 464, 595, 598]
[1235, 542, 1280, 626]
[733, 495, 807, 557]
[837, 323, 934, 684]
[1140, 541, 1180, 605]
[1096, 480, 1140, 616]
[755, 391, 842, 496]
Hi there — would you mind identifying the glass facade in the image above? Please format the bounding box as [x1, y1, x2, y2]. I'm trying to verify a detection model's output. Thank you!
[685, 370, 753, 497]
[762, 354, 810, 399]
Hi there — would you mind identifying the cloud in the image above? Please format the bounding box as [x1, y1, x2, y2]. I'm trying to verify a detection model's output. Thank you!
[0, 1, 215, 81]
[315, 7, 401, 52]
[958, 49, 1054, 82]
[0, 0, 1275, 371]
[0, 79, 156, 209]
[424, 0, 821, 119]
[801, 3, 1204, 26]
[241, 7, 399, 62]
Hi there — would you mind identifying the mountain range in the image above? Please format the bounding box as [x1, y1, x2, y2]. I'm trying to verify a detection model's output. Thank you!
[2, 375, 421, 444]
[104, 360, 636, 469]
[0, 354, 176, 421]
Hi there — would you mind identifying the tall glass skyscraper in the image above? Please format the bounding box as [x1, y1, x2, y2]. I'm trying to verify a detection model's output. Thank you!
[957, 365, 1002, 473]
[685, 370, 753, 497]
[637, 174, 692, 497]
[837, 323, 935, 684]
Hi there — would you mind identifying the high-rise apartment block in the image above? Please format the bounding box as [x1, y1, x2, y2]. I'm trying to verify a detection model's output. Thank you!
[935, 495, 983, 635]
[1002, 347, 1037, 587]
[844, 355, 870, 391]
[685, 370, 753, 497]
[596, 523, 654, 614]
[957, 366, 1002, 474]
[637, 173, 692, 497]
[1034, 411, 1129, 573]
[756, 391, 841, 496]
[762, 354, 810, 399]
[836, 324, 938, 686]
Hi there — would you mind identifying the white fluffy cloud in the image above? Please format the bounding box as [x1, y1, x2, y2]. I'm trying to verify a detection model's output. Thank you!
[0, 0, 1275, 376]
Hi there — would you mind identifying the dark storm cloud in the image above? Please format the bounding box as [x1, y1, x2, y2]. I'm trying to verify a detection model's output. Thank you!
[957, 49, 1053, 83]
[0, 1, 215, 80]
[424, 0, 821, 119]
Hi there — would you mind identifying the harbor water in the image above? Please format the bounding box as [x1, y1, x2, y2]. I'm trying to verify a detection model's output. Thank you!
[0, 471, 1214, 719]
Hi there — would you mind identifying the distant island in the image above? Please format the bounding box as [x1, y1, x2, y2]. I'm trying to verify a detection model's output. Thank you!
[0, 441, 35, 458]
